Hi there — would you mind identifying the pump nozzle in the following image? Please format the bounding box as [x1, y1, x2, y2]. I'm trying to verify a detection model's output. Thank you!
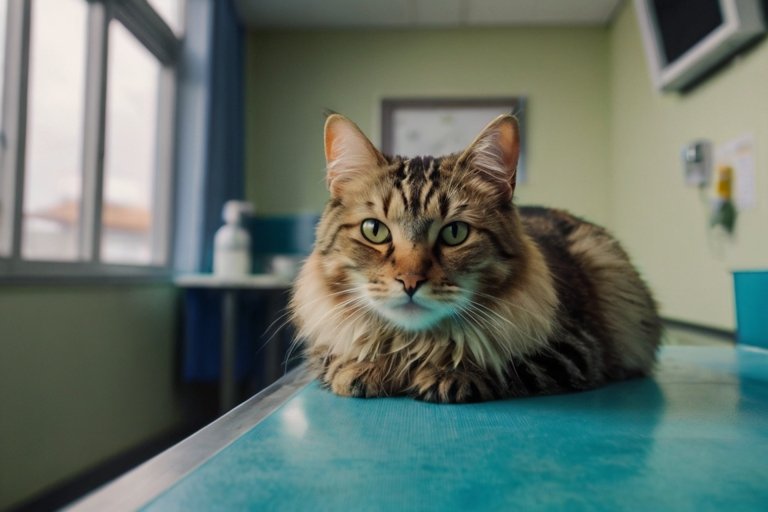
[222, 200, 254, 224]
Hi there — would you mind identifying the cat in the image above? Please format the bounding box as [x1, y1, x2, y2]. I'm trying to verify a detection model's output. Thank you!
[290, 113, 661, 403]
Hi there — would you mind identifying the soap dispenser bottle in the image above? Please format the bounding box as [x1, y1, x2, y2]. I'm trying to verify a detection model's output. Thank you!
[213, 200, 254, 277]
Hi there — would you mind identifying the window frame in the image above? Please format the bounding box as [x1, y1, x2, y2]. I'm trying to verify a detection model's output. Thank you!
[0, 0, 182, 281]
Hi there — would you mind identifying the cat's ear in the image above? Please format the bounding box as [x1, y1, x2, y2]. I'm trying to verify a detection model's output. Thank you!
[324, 114, 385, 197]
[458, 114, 520, 201]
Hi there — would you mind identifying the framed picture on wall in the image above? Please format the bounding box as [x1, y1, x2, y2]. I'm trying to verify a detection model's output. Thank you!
[381, 97, 527, 183]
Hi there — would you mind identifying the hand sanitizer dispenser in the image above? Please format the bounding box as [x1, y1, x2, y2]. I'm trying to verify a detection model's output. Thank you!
[214, 200, 254, 277]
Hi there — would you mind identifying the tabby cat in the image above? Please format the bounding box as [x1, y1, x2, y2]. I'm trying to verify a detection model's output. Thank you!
[290, 113, 661, 403]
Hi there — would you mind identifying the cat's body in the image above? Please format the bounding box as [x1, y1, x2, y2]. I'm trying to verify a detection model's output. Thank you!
[290, 114, 661, 403]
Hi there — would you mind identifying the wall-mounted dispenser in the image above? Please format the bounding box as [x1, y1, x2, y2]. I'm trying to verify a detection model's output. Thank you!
[681, 140, 712, 187]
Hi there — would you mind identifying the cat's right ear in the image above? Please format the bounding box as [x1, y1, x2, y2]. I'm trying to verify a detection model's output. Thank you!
[324, 114, 385, 197]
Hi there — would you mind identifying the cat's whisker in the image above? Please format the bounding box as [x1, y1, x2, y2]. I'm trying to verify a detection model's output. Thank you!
[323, 295, 371, 325]
[471, 289, 546, 318]
[269, 286, 360, 339]
[469, 296, 550, 347]
[456, 297, 511, 334]
[337, 298, 373, 327]
[263, 305, 306, 343]
[303, 287, 368, 320]
[452, 307, 502, 372]
[292, 286, 362, 313]
[474, 302, 546, 353]
[265, 286, 364, 355]
[286, 296, 368, 371]
[336, 303, 386, 359]
[310, 302, 366, 339]
[470, 290, 533, 314]
[454, 301, 532, 377]
[456, 303, 495, 334]
[464, 300, 512, 329]
[315, 298, 376, 346]
[460, 304, 511, 353]
[291, 296, 372, 367]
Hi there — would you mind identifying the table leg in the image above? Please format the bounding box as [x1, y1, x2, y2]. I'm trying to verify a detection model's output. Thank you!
[220, 289, 237, 414]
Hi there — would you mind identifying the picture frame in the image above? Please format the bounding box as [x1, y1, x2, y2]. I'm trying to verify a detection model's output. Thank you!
[381, 97, 527, 183]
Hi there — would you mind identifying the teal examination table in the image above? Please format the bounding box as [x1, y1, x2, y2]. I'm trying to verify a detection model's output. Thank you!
[69, 346, 768, 511]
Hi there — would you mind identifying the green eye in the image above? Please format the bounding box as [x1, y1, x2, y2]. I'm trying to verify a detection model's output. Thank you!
[361, 219, 391, 244]
[440, 221, 469, 246]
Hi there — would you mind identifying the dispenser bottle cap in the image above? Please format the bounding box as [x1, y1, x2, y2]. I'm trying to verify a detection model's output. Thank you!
[222, 200, 254, 224]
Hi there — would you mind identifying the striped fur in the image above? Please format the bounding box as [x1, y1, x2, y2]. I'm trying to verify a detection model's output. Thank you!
[290, 114, 661, 403]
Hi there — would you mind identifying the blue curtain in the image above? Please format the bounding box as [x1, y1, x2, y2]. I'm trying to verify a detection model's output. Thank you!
[172, 2, 318, 384]
[201, 0, 246, 272]
[174, 0, 261, 384]
[174, 0, 245, 273]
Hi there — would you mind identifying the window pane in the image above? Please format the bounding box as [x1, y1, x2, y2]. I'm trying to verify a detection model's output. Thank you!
[0, 1, 7, 123]
[148, 0, 183, 35]
[102, 21, 161, 265]
[22, 0, 87, 260]
[0, 2, 8, 256]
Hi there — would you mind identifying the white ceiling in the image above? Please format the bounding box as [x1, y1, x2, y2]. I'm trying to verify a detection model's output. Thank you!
[234, 0, 625, 29]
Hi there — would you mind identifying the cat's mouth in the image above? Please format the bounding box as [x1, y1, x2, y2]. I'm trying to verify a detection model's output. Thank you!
[376, 297, 448, 331]
[396, 300, 428, 313]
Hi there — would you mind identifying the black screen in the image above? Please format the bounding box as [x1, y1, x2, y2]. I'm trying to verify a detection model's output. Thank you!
[652, 0, 724, 64]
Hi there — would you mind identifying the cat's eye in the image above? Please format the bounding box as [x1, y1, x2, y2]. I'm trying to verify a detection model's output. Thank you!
[440, 221, 469, 246]
[361, 219, 391, 244]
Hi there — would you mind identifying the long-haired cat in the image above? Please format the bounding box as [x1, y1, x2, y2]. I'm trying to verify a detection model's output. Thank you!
[290, 113, 661, 403]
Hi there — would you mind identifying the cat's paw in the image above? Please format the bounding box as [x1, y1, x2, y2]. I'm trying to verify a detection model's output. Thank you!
[326, 361, 392, 398]
[411, 368, 498, 404]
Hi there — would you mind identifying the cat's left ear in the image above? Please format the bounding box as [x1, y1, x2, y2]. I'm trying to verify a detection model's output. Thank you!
[458, 114, 520, 201]
[324, 114, 386, 197]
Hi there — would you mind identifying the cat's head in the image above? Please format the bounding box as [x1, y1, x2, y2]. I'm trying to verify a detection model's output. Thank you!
[313, 113, 525, 332]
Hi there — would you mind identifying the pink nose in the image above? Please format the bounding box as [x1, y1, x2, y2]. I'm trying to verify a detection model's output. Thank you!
[396, 274, 427, 297]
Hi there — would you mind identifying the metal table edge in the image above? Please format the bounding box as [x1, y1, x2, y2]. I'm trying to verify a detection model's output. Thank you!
[64, 365, 314, 512]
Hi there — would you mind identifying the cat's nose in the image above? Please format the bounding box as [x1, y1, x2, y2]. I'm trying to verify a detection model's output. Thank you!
[396, 274, 427, 297]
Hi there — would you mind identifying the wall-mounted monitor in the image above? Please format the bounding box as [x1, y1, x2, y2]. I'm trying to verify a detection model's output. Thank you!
[635, 0, 765, 91]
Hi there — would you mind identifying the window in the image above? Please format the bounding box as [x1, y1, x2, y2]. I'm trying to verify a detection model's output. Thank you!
[0, 0, 182, 277]
[23, 0, 87, 261]
[102, 20, 162, 265]
[0, 2, 7, 127]
[147, 0, 183, 35]
[0, 3, 11, 258]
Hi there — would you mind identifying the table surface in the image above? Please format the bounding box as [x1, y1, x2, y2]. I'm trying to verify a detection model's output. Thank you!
[71, 345, 768, 511]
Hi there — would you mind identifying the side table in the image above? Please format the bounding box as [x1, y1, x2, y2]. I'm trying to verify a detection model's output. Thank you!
[175, 274, 292, 413]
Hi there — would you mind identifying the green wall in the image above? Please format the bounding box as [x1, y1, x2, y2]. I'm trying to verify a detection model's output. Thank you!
[246, 16, 768, 330]
[246, 27, 612, 227]
[609, 4, 768, 329]
[0, 284, 184, 509]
